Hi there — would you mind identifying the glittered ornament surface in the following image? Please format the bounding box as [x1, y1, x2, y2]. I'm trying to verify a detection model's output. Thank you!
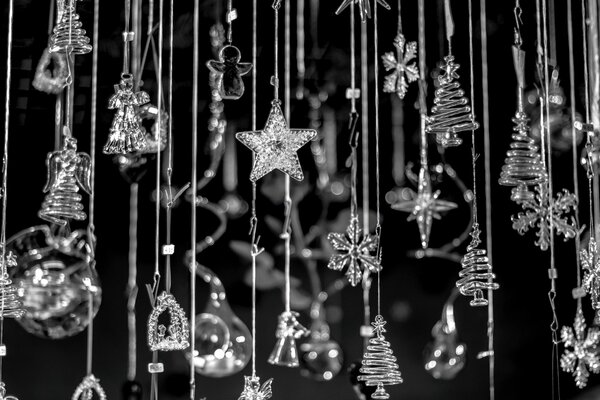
[381, 34, 418, 99]
[32, 48, 68, 94]
[327, 217, 381, 287]
[207, 45, 252, 100]
[582, 238, 600, 311]
[0, 251, 24, 319]
[71, 375, 107, 400]
[236, 101, 316, 182]
[148, 291, 190, 351]
[49, 1, 92, 55]
[561, 307, 600, 388]
[238, 376, 273, 400]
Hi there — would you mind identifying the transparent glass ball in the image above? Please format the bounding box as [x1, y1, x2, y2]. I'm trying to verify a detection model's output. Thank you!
[7, 225, 101, 339]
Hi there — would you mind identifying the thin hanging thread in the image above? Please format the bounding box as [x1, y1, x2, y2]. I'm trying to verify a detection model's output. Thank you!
[284, 0, 292, 313]
[227, 0, 234, 44]
[397, 0, 402, 34]
[85, 0, 100, 377]
[297, 0, 305, 95]
[467, 0, 478, 226]
[250, 0, 258, 378]
[361, 13, 370, 234]
[374, 0, 382, 317]
[190, 0, 199, 397]
[123, 0, 132, 74]
[127, 183, 139, 381]
[0, 0, 15, 383]
[582, 0, 595, 241]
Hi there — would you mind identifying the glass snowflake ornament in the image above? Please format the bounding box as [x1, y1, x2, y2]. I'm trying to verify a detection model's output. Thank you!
[381, 34, 418, 99]
[71, 374, 107, 400]
[238, 376, 273, 400]
[582, 238, 600, 313]
[335, 0, 391, 22]
[327, 217, 381, 287]
[561, 307, 600, 388]
[511, 184, 577, 250]
[236, 100, 316, 182]
[147, 291, 190, 351]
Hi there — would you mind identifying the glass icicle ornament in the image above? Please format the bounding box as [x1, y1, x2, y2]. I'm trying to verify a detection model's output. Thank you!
[426, 55, 479, 147]
[71, 375, 107, 400]
[268, 311, 310, 367]
[357, 315, 403, 399]
[49, 0, 92, 55]
[561, 307, 600, 388]
[38, 130, 92, 226]
[103, 74, 151, 155]
[456, 223, 499, 307]
[381, 34, 418, 99]
[0, 251, 24, 319]
[147, 291, 189, 351]
[238, 376, 273, 400]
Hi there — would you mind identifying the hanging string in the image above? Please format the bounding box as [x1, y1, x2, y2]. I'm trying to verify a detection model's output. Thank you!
[273, 0, 281, 101]
[0, 0, 15, 384]
[397, 0, 402, 34]
[127, 183, 139, 381]
[350, 3, 357, 114]
[443, 0, 454, 56]
[250, 0, 258, 378]
[467, 0, 478, 226]
[123, 0, 132, 74]
[296, 0, 305, 98]
[189, 0, 199, 397]
[283, 0, 292, 314]
[374, 0, 382, 317]
[226, 0, 234, 44]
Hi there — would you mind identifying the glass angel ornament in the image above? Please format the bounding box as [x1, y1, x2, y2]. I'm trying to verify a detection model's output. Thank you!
[71, 375, 107, 400]
[381, 34, 418, 99]
[148, 291, 189, 351]
[327, 217, 381, 287]
[6, 225, 101, 339]
[38, 132, 92, 226]
[358, 315, 403, 400]
[238, 376, 273, 400]
[207, 45, 252, 100]
[49, 0, 92, 55]
[561, 307, 600, 388]
[426, 55, 479, 147]
[268, 310, 310, 367]
[103, 74, 150, 154]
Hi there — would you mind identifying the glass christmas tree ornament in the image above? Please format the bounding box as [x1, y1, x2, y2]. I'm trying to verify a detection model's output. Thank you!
[238, 376, 273, 400]
[49, 0, 92, 55]
[6, 225, 101, 339]
[0, 251, 24, 319]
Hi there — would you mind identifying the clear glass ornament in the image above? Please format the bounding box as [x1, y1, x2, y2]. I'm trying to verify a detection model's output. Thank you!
[71, 375, 107, 400]
[147, 291, 189, 351]
[32, 48, 68, 94]
[190, 264, 252, 377]
[268, 310, 310, 367]
[206, 45, 252, 100]
[381, 34, 418, 99]
[6, 225, 101, 339]
[423, 289, 466, 380]
[238, 376, 273, 400]
[49, 0, 92, 55]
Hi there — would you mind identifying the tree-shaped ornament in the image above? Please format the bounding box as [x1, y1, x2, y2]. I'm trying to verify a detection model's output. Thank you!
[238, 376, 273, 400]
[0, 251, 23, 319]
[147, 291, 190, 351]
[357, 315, 403, 399]
[381, 33, 418, 99]
[561, 307, 600, 388]
[103, 74, 151, 155]
[236, 100, 316, 182]
[456, 223, 499, 306]
[327, 217, 381, 287]
[71, 375, 107, 400]
[38, 129, 92, 226]
[49, 0, 92, 55]
[207, 45, 252, 100]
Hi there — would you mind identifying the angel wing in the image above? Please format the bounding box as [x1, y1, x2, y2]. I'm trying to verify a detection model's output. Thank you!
[76, 152, 93, 194]
[206, 60, 228, 74]
[258, 378, 273, 400]
[237, 62, 253, 76]
[42, 151, 62, 193]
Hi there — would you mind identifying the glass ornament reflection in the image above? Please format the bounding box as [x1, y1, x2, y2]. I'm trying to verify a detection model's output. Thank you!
[423, 289, 466, 380]
[190, 264, 252, 377]
[268, 310, 310, 367]
[6, 225, 101, 339]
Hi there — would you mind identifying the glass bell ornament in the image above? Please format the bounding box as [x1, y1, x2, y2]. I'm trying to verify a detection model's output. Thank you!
[189, 263, 252, 377]
[423, 289, 466, 379]
[6, 225, 101, 339]
[268, 310, 310, 367]
[299, 297, 343, 381]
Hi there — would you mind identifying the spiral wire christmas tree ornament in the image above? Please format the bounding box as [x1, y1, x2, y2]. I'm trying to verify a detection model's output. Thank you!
[49, 1, 92, 55]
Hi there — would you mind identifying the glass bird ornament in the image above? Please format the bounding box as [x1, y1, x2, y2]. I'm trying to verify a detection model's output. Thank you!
[38, 133, 92, 226]
[0, 251, 24, 319]
[190, 263, 252, 377]
[456, 224, 499, 307]
[327, 217, 381, 287]
[582, 238, 600, 319]
[357, 315, 403, 400]
[0, 382, 18, 400]
[381, 34, 418, 99]
[71, 375, 107, 400]
[207, 45, 252, 100]
[561, 307, 600, 388]
[49, 0, 92, 55]
[335, 0, 391, 22]
[238, 376, 273, 400]
[104, 74, 150, 154]
[236, 100, 317, 182]
[391, 167, 457, 249]
[32, 48, 68, 94]
[148, 291, 189, 351]
[6, 225, 101, 339]
[511, 184, 577, 250]
[426, 55, 479, 147]
[424, 289, 466, 379]
[268, 310, 310, 367]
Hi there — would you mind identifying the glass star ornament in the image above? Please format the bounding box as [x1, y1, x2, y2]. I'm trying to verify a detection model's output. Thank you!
[561, 307, 600, 388]
[381, 34, 418, 99]
[391, 167, 458, 249]
[335, 0, 391, 22]
[327, 217, 381, 287]
[238, 376, 273, 400]
[511, 184, 577, 251]
[582, 238, 600, 312]
[236, 100, 317, 182]
[72, 375, 107, 400]
[207, 45, 252, 100]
